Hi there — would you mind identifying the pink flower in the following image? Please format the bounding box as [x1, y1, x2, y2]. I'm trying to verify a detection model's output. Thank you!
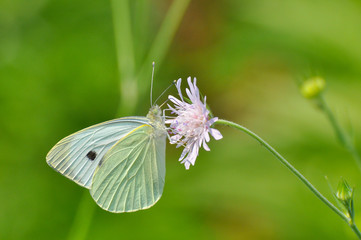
[166, 77, 223, 169]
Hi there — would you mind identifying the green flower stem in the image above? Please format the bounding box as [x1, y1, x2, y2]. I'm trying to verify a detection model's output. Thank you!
[351, 223, 361, 239]
[112, 0, 137, 116]
[67, 191, 95, 240]
[318, 95, 361, 173]
[136, 0, 191, 100]
[216, 119, 353, 224]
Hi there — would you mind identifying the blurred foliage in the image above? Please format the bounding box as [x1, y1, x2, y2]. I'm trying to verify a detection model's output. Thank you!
[1, 0, 361, 239]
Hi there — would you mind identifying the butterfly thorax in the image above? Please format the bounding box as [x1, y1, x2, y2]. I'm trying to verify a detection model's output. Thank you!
[147, 105, 166, 136]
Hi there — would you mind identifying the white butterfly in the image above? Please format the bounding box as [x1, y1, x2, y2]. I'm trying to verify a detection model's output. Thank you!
[46, 105, 167, 213]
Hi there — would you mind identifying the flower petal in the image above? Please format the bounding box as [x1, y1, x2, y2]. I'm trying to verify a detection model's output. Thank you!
[175, 78, 184, 101]
[187, 77, 194, 94]
[179, 147, 189, 161]
[208, 117, 218, 126]
[170, 135, 182, 144]
[210, 128, 223, 140]
[203, 139, 210, 151]
[169, 95, 183, 106]
[187, 143, 199, 165]
[192, 77, 200, 99]
[166, 104, 178, 114]
[184, 161, 191, 170]
[204, 131, 210, 142]
[185, 88, 197, 104]
[198, 138, 202, 147]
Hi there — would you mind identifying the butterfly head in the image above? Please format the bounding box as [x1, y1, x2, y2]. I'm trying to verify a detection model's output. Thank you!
[147, 105, 165, 130]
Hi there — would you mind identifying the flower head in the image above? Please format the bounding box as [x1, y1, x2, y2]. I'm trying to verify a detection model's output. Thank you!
[300, 76, 326, 99]
[335, 178, 354, 220]
[166, 77, 222, 169]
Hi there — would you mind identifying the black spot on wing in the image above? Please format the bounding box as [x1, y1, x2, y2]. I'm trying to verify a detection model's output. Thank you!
[86, 151, 97, 161]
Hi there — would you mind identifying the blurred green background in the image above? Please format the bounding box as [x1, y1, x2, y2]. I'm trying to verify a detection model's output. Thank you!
[1, 0, 361, 239]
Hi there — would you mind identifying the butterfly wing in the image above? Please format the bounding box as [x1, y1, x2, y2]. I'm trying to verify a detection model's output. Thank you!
[90, 123, 166, 213]
[46, 117, 148, 189]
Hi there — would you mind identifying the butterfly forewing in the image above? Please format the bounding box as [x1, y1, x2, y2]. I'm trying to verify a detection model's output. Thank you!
[90, 124, 166, 213]
[46, 117, 148, 188]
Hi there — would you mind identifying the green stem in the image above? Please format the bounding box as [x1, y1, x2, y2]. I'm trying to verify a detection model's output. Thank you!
[318, 95, 361, 173]
[351, 223, 361, 239]
[216, 119, 350, 224]
[136, 0, 191, 100]
[111, 0, 137, 116]
[67, 191, 95, 240]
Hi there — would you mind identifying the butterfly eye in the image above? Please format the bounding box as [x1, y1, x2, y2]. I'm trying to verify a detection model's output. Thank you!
[86, 151, 97, 161]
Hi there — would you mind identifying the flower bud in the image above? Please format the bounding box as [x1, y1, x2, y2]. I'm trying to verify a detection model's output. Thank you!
[336, 178, 353, 202]
[300, 76, 326, 99]
[335, 178, 354, 220]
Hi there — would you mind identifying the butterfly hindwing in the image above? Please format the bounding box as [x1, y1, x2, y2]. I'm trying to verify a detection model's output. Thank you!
[46, 117, 148, 189]
[90, 123, 166, 213]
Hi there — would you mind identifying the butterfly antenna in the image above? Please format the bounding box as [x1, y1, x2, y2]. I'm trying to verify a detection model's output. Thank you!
[150, 61, 155, 106]
[159, 98, 170, 108]
[154, 80, 177, 105]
